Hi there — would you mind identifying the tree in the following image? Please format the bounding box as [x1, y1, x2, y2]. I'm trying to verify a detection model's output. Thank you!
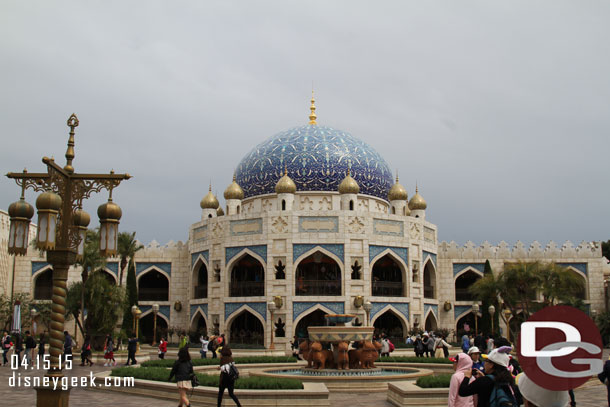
[477, 260, 500, 335]
[117, 232, 144, 286]
[121, 258, 138, 333]
[0, 293, 51, 333]
[65, 282, 86, 338]
[83, 271, 126, 337]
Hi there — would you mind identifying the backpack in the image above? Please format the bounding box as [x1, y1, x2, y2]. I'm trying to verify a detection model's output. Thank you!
[488, 375, 518, 407]
[388, 340, 395, 352]
[228, 363, 240, 380]
[415, 341, 424, 353]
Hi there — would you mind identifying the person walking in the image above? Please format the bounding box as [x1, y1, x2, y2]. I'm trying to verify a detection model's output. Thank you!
[104, 334, 116, 366]
[178, 334, 188, 349]
[598, 355, 610, 407]
[414, 335, 424, 357]
[209, 336, 217, 359]
[38, 332, 46, 359]
[169, 347, 193, 407]
[80, 335, 93, 366]
[217, 345, 241, 407]
[380, 336, 390, 357]
[62, 331, 73, 364]
[422, 333, 433, 358]
[1, 331, 11, 366]
[158, 337, 167, 359]
[200, 335, 209, 359]
[434, 335, 450, 358]
[125, 332, 138, 365]
[461, 334, 470, 353]
[14, 332, 23, 364]
[449, 353, 475, 407]
[24, 331, 36, 365]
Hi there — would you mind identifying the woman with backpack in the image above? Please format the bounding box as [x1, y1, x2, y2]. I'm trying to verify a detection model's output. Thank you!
[449, 353, 475, 407]
[217, 345, 241, 407]
[414, 335, 424, 357]
[169, 347, 194, 407]
[458, 347, 520, 407]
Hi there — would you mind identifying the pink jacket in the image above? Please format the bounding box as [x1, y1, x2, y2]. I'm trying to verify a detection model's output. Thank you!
[448, 353, 475, 407]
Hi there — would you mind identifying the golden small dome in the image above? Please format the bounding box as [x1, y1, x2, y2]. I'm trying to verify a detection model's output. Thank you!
[73, 208, 91, 227]
[8, 198, 34, 220]
[224, 175, 244, 200]
[388, 175, 408, 201]
[275, 167, 297, 194]
[97, 199, 122, 221]
[36, 191, 62, 211]
[338, 169, 360, 194]
[408, 186, 427, 210]
[200, 185, 219, 209]
[217, 206, 225, 216]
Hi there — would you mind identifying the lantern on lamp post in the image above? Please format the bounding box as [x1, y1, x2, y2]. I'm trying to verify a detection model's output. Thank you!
[488, 305, 496, 335]
[7, 188, 34, 256]
[73, 207, 90, 261]
[35, 191, 62, 250]
[472, 303, 480, 336]
[98, 189, 122, 257]
[152, 304, 159, 346]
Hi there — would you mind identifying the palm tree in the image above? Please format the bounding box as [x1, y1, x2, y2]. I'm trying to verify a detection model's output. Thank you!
[75, 229, 106, 338]
[117, 231, 144, 286]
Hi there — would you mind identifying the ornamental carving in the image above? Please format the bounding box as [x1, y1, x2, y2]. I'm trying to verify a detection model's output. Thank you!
[348, 216, 365, 234]
[271, 216, 288, 233]
[409, 223, 421, 240]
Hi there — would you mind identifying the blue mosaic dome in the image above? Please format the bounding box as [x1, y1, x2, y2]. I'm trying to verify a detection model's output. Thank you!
[235, 125, 393, 199]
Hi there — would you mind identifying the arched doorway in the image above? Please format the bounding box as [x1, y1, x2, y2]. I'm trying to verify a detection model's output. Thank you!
[423, 261, 436, 299]
[139, 313, 168, 345]
[138, 270, 169, 301]
[456, 312, 477, 337]
[294, 309, 328, 340]
[295, 252, 341, 296]
[371, 254, 404, 297]
[567, 269, 587, 299]
[33, 268, 53, 300]
[455, 270, 482, 301]
[190, 312, 208, 342]
[192, 261, 208, 299]
[228, 310, 264, 346]
[373, 310, 406, 342]
[425, 312, 438, 332]
[98, 270, 117, 285]
[230, 254, 264, 297]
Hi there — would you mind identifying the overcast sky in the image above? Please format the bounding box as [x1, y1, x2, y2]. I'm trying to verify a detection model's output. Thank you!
[1, 1, 609, 247]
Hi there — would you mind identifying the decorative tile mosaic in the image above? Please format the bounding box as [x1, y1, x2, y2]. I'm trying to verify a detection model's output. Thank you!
[225, 302, 266, 322]
[424, 304, 438, 320]
[190, 304, 208, 319]
[191, 250, 209, 268]
[293, 244, 344, 263]
[298, 216, 339, 233]
[225, 245, 267, 264]
[192, 225, 208, 243]
[104, 262, 119, 276]
[135, 262, 172, 277]
[293, 301, 345, 321]
[32, 261, 50, 275]
[423, 251, 437, 267]
[454, 305, 473, 321]
[557, 262, 588, 276]
[453, 263, 485, 277]
[235, 125, 393, 199]
[140, 305, 171, 320]
[230, 218, 262, 236]
[371, 302, 410, 321]
[369, 245, 408, 266]
[372, 219, 404, 237]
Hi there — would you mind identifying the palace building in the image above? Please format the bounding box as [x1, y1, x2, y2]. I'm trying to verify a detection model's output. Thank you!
[2, 96, 608, 348]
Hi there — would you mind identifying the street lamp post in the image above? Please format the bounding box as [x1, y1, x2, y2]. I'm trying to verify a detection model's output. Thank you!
[134, 307, 142, 353]
[6, 114, 130, 407]
[131, 305, 137, 334]
[488, 305, 496, 335]
[152, 304, 159, 346]
[363, 301, 372, 326]
[268, 301, 276, 350]
[504, 309, 512, 342]
[472, 303, 480, 336]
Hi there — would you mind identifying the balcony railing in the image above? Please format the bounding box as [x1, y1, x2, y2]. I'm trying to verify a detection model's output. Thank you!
[230, 282, 264, 297]
[424, 286, 435, 299]
[455, 288, 474, 301]
[138, 288, 169, 301]
[372, 281, 403, 297]
[193, 285, 208, 299]
[34, 287, 53, 300]
[296, 280, 341, 296]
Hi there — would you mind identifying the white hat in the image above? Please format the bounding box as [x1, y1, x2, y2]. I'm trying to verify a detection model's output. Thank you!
[423, 332, 429, 336]
[516, 373, 569, 407]
[467, 346, 480, 355]
[486, 348, 510, 368]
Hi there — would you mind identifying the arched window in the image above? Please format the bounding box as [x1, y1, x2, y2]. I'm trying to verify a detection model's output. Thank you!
[349, 200, 354, 211]
[295, 251, 341, 296]
[456, 312, 477, 336]
[229, 310, 264, 346]
[33, 268, 53, 300]
[230, 254, 264, 297]
[138, 270, 170, 301]
[294, 309, 327, 340]
[391, 207, 396, 214]
[190, 312, 208, 341]
[192, 261, 208, 299]
[139, 312, 168, 345]
[455, 270, 482, 301]
[423, 261, 436, 299]
[373, 310, 406, 342]
[567, 269, 587, 299]
[425, 312, 438, 332]
[237, 205, 240, 214]
[371, 254, 404, 297]
[208, 214, 212, 218]
[282, 200, 286, 211]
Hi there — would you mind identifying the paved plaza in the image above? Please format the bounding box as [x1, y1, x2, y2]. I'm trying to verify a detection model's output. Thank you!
[0, 360, 608, 407]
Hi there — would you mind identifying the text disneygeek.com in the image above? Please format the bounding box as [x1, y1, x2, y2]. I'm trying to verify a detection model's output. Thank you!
[8, 372, 135, 391]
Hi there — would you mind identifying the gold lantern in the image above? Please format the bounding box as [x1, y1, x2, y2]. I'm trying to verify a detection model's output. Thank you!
[8, 194, 34, 256]
[98, 194, 122, 257]
[35, 191, 62, 250]
[73, 208, 90, 261]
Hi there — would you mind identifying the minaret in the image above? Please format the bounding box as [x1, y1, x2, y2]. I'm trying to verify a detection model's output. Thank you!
[408, 184, 427, 219]
[223, 174, 244, 215]
[388, 172, 409, 216]
[200, 184, 219, 219]
[275, 166, 296, 211]
[338, 168, 359, 211]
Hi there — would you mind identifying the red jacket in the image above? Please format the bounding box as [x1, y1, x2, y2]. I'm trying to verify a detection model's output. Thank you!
[158, 341, 167, 352]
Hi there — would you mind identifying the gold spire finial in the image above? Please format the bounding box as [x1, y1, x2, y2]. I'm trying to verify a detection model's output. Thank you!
[396, 170, 399, 183]
[309, 89, 317, 125]
[284, 165, 288, 176]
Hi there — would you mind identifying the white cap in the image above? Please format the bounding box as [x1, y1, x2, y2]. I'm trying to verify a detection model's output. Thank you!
[486, 348, 510, 368]
[467, 346, 480, 355]
[516, 373, 569, 407]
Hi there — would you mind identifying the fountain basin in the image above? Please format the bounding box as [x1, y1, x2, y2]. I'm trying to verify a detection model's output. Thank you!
[324, 314, 357, 325]
[308, 326, 374, 342]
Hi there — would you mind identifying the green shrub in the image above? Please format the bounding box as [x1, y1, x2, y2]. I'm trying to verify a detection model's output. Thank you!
[379, 356, 452, 364]
[110, 367, 303, 389]
[416, 374, 452, 388]
[141, 355, 298, 368]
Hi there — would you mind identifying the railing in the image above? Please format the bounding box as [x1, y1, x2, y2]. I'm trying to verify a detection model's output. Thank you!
[296, 280, 341, 296]
[193, 285, 208, 299]
[230, 282, 264, 297]
[424, 286, 435, 299]
[455, 288, 474, 301]
[372, 281, 404, 297]
[34, 287, 53, 300]
[138, 288, 169, 301]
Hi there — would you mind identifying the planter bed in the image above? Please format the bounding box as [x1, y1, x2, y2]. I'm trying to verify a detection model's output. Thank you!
[387, 381, 449, 407]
